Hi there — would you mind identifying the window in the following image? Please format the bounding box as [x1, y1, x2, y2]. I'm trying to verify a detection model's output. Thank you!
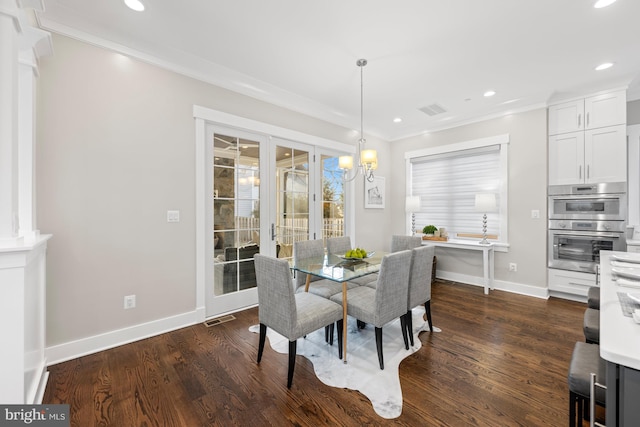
[406, 135, 509, 244]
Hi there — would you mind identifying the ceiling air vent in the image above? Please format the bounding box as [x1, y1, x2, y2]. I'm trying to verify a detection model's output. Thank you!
[419, 103, 447, 116]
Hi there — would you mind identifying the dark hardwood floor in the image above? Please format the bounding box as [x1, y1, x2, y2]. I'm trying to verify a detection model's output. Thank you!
[43, 280, 589, 426]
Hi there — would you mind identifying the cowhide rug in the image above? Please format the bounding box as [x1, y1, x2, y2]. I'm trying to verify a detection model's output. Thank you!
[249, 306, 441, 418]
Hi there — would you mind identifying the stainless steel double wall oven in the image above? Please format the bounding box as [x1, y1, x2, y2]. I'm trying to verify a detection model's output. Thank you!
[548, 182, 627, 274]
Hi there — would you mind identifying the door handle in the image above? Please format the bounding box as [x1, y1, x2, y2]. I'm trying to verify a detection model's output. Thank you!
[586, 112, 590, 127]
[587, 165, 590, 180]
[271, 223, 276, 241]
[577, 114, 581, 128]
[579, 165, 582, 180]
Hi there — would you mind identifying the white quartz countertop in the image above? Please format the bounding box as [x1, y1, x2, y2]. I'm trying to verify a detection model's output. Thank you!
[600, 251, 640, 370]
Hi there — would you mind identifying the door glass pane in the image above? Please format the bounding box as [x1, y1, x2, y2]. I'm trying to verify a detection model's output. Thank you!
[321, 155, 345, 244]
[213, 134, 260, 296]
[275, 146, 309, 260]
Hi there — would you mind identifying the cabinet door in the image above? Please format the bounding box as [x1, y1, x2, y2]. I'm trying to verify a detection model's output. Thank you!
[584, 125, 627, 183]
[549, 131, 585, 185]
[584, 90, 627, 130]
[548, 99, 584, 135]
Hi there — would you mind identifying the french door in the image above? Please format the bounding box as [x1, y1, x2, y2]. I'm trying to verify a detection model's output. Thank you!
[200, 117, 352, 318]
[206, 126, 268, 316]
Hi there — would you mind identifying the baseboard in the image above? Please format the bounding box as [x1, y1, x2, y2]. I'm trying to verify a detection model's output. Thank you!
[45, 309, 200, 366]
[436, 270, 549, 299]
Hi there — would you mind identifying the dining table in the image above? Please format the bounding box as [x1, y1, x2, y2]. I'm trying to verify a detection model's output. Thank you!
[292, 251, 387, 363]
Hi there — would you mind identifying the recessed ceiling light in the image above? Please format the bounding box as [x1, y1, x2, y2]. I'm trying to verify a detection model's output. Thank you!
[594, 0, 617, 8]
[484, 90, 496, 97]
[393, 118, 402, 123]
[124, 0, 145, 11]
[595, 62, 614, 71]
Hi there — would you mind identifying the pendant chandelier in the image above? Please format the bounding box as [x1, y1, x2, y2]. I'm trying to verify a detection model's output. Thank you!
[339, 59, 378, 183]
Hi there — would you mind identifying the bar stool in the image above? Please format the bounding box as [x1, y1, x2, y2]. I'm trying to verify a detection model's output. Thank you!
[588, 286, 600, 310]
[583, 308, 600, 344]
[568, 341, 606, 427]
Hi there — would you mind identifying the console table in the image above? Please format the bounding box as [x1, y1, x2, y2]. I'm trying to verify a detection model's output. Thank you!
[422, 239, 495, 294]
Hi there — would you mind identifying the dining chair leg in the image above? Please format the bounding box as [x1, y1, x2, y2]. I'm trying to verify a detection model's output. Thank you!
[325, 326, 329, 343]
[328, 324, 335, 346]
[357, 320, 366, 329]
[424, 300, 433, 332]
[375, 327, 384, 370]
[257, 323, 267, 363]
[336, 319, 343, 360]
[406, 310, 414, 347]
[400, 314, 409, 350]
[287, 340, 297, 389]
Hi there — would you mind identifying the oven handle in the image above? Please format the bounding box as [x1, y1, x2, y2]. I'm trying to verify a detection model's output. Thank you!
[549, 194, 623, 201]
[552, 231, 622, 239]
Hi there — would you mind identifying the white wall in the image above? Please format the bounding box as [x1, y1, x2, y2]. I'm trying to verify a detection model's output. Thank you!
[37, 34, 391, 352]
[629, 99, 640, 125]
[389, 109, 549, 294]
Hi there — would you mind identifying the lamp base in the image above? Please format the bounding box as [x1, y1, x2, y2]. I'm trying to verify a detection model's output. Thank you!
[479, 213, 490, 245]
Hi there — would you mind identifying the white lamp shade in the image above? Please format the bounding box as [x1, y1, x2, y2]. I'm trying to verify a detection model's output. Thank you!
[475, 193, 497, 212]
[360, 149, 377, 165]
[338, 155, 354, 170]
[405, 196, 421, 213]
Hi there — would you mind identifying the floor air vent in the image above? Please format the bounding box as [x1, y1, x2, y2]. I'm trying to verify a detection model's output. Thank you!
[204, 314, 236, 327]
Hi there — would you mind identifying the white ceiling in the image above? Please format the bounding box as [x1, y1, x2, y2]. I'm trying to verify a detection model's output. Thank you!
[36, 0, 640, 141]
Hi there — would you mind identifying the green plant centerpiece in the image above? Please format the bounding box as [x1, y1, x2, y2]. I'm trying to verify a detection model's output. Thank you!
[422, 225, 438, 236]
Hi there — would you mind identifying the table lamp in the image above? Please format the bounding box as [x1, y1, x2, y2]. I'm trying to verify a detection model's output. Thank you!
[405, 196, 421, 235]
[475, 193, 496, 245]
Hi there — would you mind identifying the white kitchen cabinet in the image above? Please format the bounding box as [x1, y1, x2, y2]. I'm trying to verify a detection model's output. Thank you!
[549, 99, 584, 135]
[548, 125, 626, 185]
[584, 125, 627, 183]
[549, 132, 584, 185]
[548, 268, 595, 300]
[548, 90, 626, 136]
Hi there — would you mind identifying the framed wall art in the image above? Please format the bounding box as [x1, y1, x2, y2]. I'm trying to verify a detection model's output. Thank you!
[364, 176, 385, 209]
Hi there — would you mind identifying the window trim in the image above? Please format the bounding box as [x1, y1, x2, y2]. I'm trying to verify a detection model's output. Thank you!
[405, 134, 510, 246]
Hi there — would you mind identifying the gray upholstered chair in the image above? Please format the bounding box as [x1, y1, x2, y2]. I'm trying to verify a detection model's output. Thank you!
[361, 235, 423, 290]
[390, 235, 423, 252]
[405, 245, 436, 348]
[330, 250, 412, 369]
[326, 236, 376, 287]
[293, 239, 345, 298]
[254, 254, 344, 388]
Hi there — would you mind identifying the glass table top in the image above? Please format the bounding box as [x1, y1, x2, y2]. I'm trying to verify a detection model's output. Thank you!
[292, 252, 387, 282]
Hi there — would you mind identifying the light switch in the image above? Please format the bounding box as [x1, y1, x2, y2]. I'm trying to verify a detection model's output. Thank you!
[167, 210, 180, 222]
[531, 210, 540, 219]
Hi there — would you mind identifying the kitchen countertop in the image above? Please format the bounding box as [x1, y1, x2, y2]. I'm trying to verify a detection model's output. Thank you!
[599, 250, 640, 370]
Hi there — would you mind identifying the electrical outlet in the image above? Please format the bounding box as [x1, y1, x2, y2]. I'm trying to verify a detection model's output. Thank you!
[124, 295, 136, 309]
[509, 263, 517, 272]
[531, 209, 540, 219]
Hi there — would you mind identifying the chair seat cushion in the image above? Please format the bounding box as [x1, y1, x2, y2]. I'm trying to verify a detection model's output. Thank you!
[350, 273, 378, 287]
[295, 278, 345, 299]
[289, 292, 343, 340]
[331, 286, 383, 326]
[568, 341, 606, 404]
[583, 308, 600, 344]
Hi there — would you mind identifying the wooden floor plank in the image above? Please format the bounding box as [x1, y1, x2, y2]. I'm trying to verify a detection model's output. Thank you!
[43, 280, 589, 426]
